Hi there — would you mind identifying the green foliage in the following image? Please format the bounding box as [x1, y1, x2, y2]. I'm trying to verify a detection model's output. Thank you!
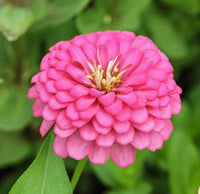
[91, 150, 148, 188]
[168, 131, 199, 194]
[0, 0, 200, 193]
[0, 3, 34, 41]
[0, 87, 33, 131]
[76, 0, 151, 33]
[9, 132, 72, 194]
[0, 131, 31, 168]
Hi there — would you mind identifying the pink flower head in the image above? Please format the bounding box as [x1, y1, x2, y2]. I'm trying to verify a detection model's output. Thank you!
[28, 31, 182, 167]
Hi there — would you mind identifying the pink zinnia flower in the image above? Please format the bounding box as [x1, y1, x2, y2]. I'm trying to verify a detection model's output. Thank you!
[28, 31, 181, 167]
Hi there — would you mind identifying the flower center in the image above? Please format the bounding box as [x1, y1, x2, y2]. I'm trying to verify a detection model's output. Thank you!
[86, 56, 123, 93]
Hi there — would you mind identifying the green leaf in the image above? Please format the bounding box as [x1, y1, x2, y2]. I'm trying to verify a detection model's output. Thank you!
[168, 131, 199, 194]
[35, 0, 90, 29]
[91, 150, 148, 188]
[0, 131, 31, 169]
[108, 181, 152, 194]
[9, 132, 72, 194]
[161, 0, 200, 16]
[0, 4, 34, 41]
[76, 0, 151, 34]
[145, 8, 188, 60]
[0, 87, 33, 131]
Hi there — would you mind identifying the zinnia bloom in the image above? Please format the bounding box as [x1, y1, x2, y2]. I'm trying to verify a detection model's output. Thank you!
[28, 31, 181, 167]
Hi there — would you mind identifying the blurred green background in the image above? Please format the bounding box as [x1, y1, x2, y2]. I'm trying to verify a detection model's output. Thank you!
[0, 0, 200, 193]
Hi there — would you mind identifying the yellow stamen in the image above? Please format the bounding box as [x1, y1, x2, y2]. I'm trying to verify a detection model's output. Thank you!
[86, 56, 123, 93]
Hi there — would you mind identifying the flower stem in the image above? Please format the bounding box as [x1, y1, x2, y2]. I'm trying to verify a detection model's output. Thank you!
[71, 157, 88, 191]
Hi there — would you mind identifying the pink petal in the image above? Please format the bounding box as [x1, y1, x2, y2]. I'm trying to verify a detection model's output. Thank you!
[113, 120, 131, 133]
[111, 144, 136, 168]
[66, 103, 79, 120]
[39, 87, 52, 103]
[92, 118, 111, 135]
[116, 129, 135, 145]
[54, 124, 77, 138]
[120, 48, 142, 71]
[38, 71, 48, 83]
[141, 90, 157, 100]
[56, 91, 75, 103]
[119, 39, 132, 55]
[55, 78, 76, 91]
[40, 120, 54, 137]
[159, 120, 173, 141]
[53, 136, 68, 158]
[97, 45, 108, 70]
[56, 110, 72, 129]
[153, 119, 166, 132]
[48, 68, 67, 80]
[131, 130, 151, 149]
[159, 96, 169, 107]
[65, 64, 89, 84]
[70, 85, 89, 98]
[82, 42, 97, 61]
[121, 73, 147, 87]
[54, 61, 68, 71]
[45, 80, 57, 93]
[80, 102, 99, 120]
[134, 116, 155, 132]
[139, 78, 160, 90]
[106, 40, 119, 61]
[89, 88, 105, 97]
[31, 74, 39, 83]
[148, 105, 172, 119]
[96, 131, 115, 147]
[79, 123, 98, 141]
[72, 119, 88, 128]
[132, 36, 150, 48]
[147, 98, 160, 107]
[88, 145, 110, 164]
[148, 132, 163, 151]
[170, 97, 182, 114]
[131, 108, 148, 124]
[158, 83, 168, 96]
[42, 105, 59, 121]
[156, 61, 173, 73]
[95, 107, 114, 127]
[98, 92, 115, 106]
[67, 132, 92, 160]
[49, 96, 67, 110]
[115, 105, 131, 122]
[69, 45, 89, 71]
[117, 92, 137, 106]
[40, 54, 50, 70]
[147, 69, 168, 81]
[28, 86, 38, 98]
[105, 99, 123, 115]
[32, 99, 46, 117]
[75, 96, 96, 111]
[55, 50, 70, 62]
[143, 49, 161, 67]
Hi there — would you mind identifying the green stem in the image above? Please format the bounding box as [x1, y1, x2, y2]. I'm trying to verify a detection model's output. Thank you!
[71, 157, 88, 191]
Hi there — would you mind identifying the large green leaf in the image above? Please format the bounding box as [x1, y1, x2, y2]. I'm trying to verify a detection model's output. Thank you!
[34, 0, 90, 29]
[0, 131, 31, 169]
[145, 9, 188, 61]
[0, 87, 33, 131]
[168, 131, 199, 194]
[0, 4, 34, 41]
[76, 0, 151, 34]
[9, 132, 72, 194]
[91, 150, 148, 188]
